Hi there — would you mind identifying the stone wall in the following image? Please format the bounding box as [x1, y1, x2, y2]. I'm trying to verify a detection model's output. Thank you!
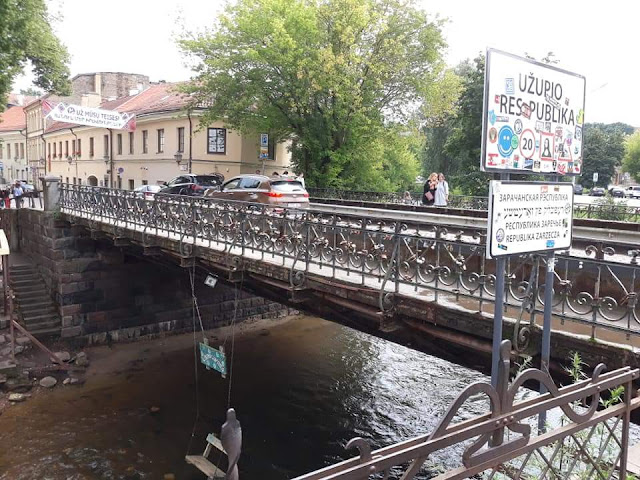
[8, 209, 294, 340]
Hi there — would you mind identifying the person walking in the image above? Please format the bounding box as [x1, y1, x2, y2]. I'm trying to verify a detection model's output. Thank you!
[3, 187, 10, 209]
[13, 181, 23, 209]
[434, 173, 449, 207]
[422, 173, 437, 206]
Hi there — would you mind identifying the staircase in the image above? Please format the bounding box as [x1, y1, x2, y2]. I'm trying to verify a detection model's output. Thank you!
[10, 264, 61, 336]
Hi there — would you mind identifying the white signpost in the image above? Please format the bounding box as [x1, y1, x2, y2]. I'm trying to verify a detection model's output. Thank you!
[482, 50, 582, 433]
[481, 49, 586, 176]
[486, 182, 573, 258]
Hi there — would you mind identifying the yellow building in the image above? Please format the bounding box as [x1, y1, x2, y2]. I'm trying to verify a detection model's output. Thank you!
[25, 73, 291, 188]
[0, 105, 29, 183]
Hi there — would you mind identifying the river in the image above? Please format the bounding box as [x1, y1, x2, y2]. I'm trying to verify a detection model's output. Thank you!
[0, 315, 502, 479]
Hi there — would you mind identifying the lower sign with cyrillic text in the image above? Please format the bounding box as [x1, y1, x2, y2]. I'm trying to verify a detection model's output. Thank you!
[486, 181, 573, 258]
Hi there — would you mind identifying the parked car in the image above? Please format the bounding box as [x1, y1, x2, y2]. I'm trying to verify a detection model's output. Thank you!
[572, 183, 583, 195]
[160, 174, 225, 196]
[625, 185, 640, 199]
[608, 186, 625, 198]
[590, 187, 605, 197]
[134, 184, 162, 200]
[205, 174, 309, 208]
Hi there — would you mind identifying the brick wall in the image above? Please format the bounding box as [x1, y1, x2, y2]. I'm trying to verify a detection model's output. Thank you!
[7, 209, 294, 340]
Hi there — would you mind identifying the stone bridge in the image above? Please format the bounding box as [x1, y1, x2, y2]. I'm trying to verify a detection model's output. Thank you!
[4, 179, 640, 374]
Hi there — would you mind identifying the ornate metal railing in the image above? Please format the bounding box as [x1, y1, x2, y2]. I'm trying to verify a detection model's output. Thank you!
[293, 340, 640, 480]
[308, 188, 640, 222]
[59, 185, 640, 340]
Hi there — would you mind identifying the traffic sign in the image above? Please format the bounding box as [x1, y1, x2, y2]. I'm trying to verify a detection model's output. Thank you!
[592, 172, 598, 183]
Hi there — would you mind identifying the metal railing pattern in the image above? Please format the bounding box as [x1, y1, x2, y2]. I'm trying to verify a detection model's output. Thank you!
[307, 188, 640, 222]
[59, 185, 640, 340]
[292, 340, 640, 480]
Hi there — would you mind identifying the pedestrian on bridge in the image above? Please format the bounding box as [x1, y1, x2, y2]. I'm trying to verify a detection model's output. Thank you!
[12, 181, 23, 209]
[434, 173, 449, 207]
[422, 173, 437, 206]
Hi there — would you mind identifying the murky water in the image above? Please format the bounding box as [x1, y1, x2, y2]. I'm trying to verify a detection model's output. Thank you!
[0, 316, 497, 479]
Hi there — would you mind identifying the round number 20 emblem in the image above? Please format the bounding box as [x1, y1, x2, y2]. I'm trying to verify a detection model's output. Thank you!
[519, 129, 536, 160]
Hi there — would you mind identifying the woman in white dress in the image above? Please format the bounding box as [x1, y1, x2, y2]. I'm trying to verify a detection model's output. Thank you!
[434, 173, 449, 207]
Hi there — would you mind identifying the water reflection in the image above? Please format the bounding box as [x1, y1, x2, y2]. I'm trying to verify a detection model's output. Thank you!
[0, 316, 487, 479]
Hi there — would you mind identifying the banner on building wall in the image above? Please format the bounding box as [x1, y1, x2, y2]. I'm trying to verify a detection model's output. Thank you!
[42, 100, 136, 131]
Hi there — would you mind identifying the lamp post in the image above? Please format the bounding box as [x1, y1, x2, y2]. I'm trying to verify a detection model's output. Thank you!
[174, 151, 183, 170]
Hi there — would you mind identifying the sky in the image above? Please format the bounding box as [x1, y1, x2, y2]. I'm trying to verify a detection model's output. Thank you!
[13, 0, 640, 127]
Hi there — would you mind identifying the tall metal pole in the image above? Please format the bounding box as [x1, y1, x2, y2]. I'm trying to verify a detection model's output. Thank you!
[538, 250, 555, 431]
[490, 173, 509, 388]
[491, 256, 506, 387]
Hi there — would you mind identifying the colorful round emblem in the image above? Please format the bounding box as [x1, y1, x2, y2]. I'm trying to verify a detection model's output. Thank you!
[498, 126, 515, 157]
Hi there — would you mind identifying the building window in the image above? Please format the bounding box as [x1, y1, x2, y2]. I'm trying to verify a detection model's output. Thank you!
[19, 143, 24, 159]
[7, 144, 10, 159]
[207, 128, 226, 154]
[14, 143, 18, 159]
[177, 127, 185, 153]
[129, 132, 134, 154]
[0, 145, 3, 160]
[47, 143, 50, 158]
[73, 177, 76, 185]
[103, 135, 109, 156]
[142, 179, 148, 185]
[77, 139, 82, 157]
[66, 177, 69, 184]
[142, 130, 148, 153]
[128, 179, 134, 190]
[117, 134, 122, 155]
[268, 138, 276, 161]
[65, 140, 69, 157]
[157, 129, 164, 153]
[89, 137, 94, 157]
[72, 140, 76, 157]
[53, 143, 56, 157]
[59, 141, 62, 157]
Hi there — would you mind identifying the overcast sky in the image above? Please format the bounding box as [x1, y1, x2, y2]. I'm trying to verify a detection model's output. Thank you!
[13, 0, 639, 127]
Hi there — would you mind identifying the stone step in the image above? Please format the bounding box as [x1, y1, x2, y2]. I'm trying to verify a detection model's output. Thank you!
[21, 307, 57, 318]
[10, 272, 39, 281]
[22, 318, 60, 332]
[11, 279, 43, 288]
[22, 312, 59, 323]
[19, 301, 55, 312]
[14, 292, 51, 302]
[11, 283, 44, 293]
[10, 264, 34, 271]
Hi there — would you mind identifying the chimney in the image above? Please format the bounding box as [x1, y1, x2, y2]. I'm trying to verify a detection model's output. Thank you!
[94, 73, 102, 97]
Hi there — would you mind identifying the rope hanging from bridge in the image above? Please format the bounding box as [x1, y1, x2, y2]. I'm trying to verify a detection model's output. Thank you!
[185, 263, 243, 478]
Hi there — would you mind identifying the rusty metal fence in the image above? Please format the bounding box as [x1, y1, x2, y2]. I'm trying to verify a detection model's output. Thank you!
[59, 184, 640, 342]
[292, 340, 640, 480]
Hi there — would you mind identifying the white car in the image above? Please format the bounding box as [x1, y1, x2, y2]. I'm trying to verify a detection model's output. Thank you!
[625, 185, 640, 199]
[134, 184, 162, 200]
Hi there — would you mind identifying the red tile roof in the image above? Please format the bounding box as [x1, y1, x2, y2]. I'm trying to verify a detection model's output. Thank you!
[44, 83, 193, 134]
[0, 106, 26, 132]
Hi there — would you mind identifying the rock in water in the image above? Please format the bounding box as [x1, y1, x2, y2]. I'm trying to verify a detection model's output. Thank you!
[8, 393, 27, 402]
[54, 351, 71, 362]
[75, 352, 89, 367]
[39, 376, 57, 388]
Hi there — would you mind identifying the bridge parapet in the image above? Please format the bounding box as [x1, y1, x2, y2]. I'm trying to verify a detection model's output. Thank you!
[57, 184, 640, 343]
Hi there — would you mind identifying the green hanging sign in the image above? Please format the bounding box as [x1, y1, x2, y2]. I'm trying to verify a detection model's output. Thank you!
[199, 343, 227, 377]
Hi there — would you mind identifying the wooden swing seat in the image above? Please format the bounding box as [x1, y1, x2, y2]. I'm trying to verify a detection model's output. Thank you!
[186, 433, 227, 478]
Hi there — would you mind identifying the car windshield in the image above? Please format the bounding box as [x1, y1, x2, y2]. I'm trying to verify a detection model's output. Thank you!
[270, 180, 305, 193]
[195, 175, 223, 186]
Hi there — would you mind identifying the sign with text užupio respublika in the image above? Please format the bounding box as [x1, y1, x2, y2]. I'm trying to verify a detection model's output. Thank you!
[486, 181, 573, 258]
[481, 49, 585, 176]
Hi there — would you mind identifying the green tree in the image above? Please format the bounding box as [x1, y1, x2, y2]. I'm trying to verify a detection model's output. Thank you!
[581, 126, 617, 189]
[180, 0, 453, 188]
[19, 87, 42, 97]
[623, 132, 640, 182]
[0, 0, 71, 110]
[441, 55, 488, 196]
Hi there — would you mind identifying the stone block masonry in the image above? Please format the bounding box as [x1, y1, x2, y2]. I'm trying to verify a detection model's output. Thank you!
[4, 209, 294, 340]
